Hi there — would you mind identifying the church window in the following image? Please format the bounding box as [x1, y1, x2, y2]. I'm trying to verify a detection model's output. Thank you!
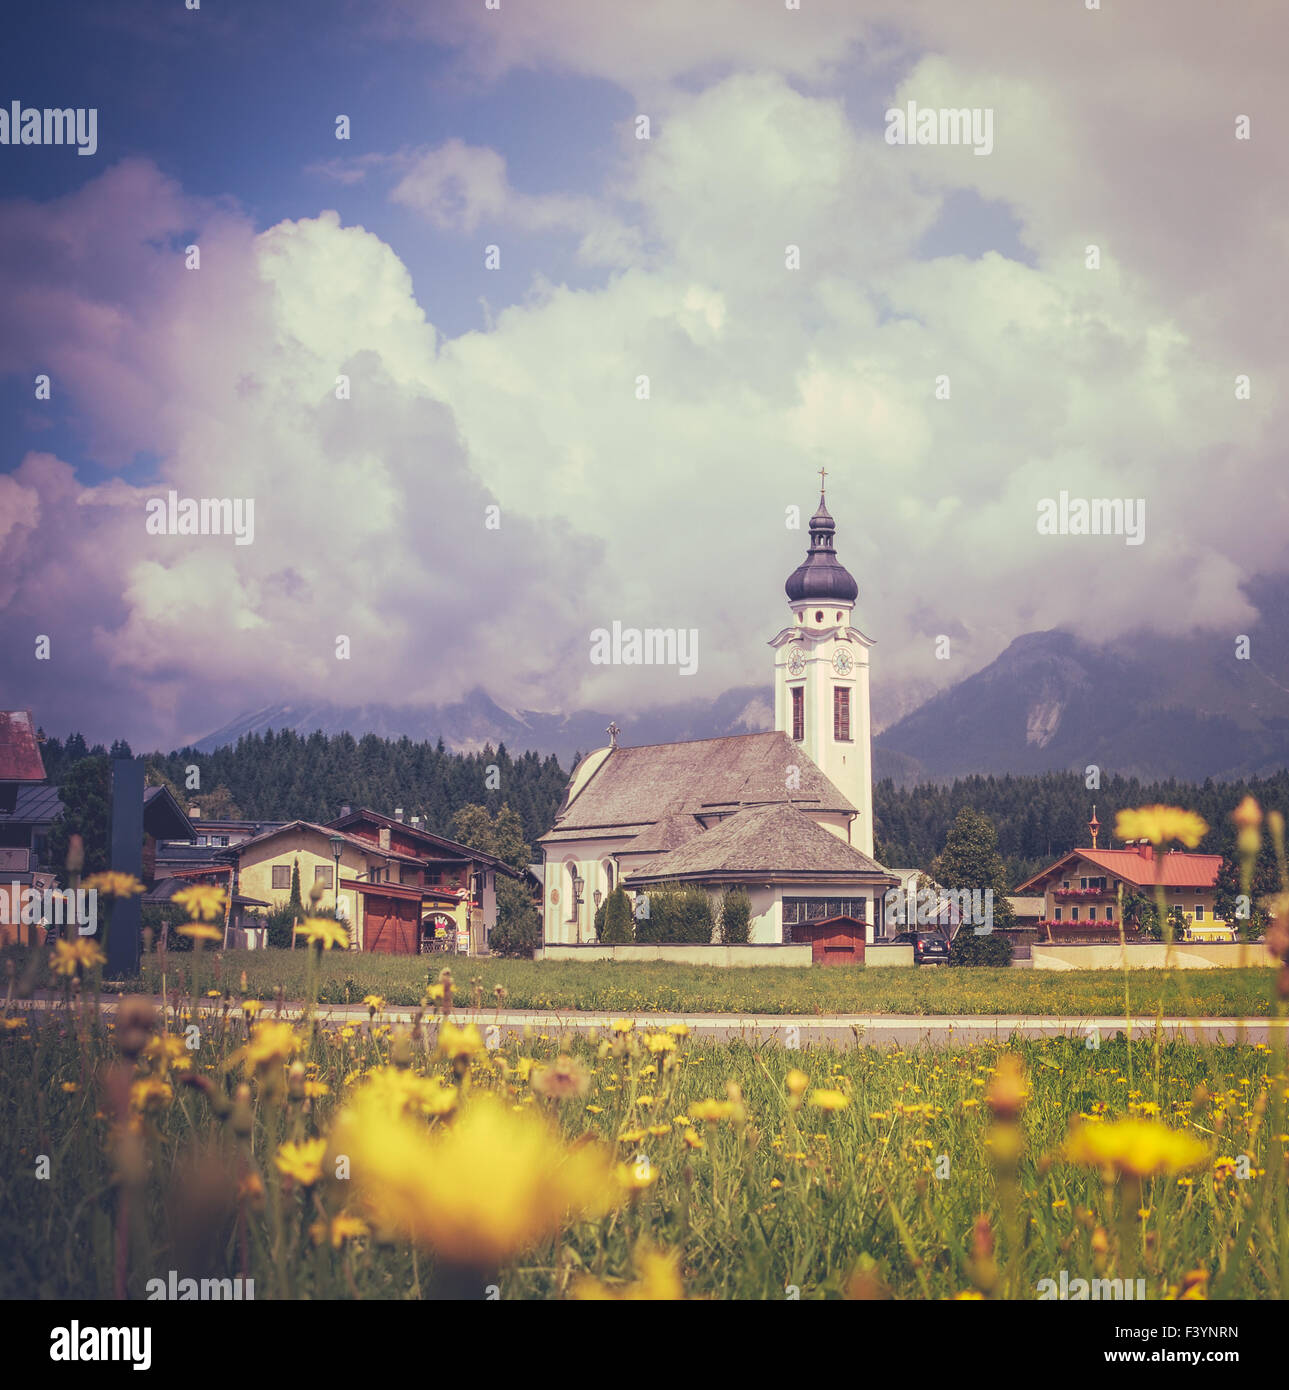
[791, 686, 804, 741]
[815, 610, 824, 623]
[835, 611, 842, 622]
[834, 687, 851, 741]
[602, 859, 614, 893]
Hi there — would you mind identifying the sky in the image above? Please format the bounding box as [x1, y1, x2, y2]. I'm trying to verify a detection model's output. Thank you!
[1, 0, 1285, 751]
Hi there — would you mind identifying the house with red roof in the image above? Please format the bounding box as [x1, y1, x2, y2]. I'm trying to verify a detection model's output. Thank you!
[1014, 811, 1227, 940]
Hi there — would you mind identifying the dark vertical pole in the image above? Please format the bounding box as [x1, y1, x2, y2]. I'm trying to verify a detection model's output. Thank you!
[107, 757, 144, 979]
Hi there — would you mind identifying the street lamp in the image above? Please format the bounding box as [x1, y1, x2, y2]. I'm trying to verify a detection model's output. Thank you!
[572, 873, 585, 943]
[328, 834, 346, 945]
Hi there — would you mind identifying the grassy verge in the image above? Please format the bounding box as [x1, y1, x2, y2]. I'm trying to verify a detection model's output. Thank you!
[104, 949, 1281, 1016]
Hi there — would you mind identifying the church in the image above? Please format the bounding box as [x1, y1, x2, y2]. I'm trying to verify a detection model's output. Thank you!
[538, 483, 901, 948]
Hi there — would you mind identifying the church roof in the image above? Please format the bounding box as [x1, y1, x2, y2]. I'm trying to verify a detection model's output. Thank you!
[620, 813, 706, 857]
[538, 731, 856, 843]
[621, 803, 894, 884]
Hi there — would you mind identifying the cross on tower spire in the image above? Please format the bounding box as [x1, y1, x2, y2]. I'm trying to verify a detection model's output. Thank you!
[818, 465, 828, 496]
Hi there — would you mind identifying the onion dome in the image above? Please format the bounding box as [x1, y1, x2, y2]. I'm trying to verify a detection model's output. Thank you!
[785, 491, 859, 604]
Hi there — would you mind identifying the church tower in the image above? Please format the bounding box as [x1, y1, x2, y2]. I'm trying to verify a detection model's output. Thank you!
[770, 477, 876, 856]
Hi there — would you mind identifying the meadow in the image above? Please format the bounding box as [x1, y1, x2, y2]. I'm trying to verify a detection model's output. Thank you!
[1, 984, 1284, 1300]
[123, 950, 1278, 1018]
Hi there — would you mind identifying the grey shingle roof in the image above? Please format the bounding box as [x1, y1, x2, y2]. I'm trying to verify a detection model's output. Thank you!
[0, 784, 63, 825]
[540, 732, 854, 841]
[620, 813, 705, 856]
[622, 803, 896, 884]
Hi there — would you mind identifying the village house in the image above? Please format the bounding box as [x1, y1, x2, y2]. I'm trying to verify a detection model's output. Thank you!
[1014, 812, 1228, 941]
[218, 808, 517, 955]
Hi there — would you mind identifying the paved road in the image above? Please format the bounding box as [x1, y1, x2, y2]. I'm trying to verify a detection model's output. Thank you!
[10, 996, 1283, 1045]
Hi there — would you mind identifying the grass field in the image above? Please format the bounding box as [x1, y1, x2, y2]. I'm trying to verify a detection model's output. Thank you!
[1, 997, 1284, 1300]
[120, 949, 1280, 1017]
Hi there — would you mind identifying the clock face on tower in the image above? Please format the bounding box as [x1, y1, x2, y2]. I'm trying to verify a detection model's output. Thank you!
[832, 648, 854, 676]
[787, 646, 806, 676]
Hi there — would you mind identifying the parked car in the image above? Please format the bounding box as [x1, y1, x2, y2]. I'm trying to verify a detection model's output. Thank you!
[891, 930, 951, 964]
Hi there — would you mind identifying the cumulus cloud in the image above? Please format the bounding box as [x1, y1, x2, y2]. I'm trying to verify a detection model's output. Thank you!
[2, 1, 1286, 748]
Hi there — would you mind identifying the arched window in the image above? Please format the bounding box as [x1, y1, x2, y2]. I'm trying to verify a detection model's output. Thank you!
[602, 860, 615, 894]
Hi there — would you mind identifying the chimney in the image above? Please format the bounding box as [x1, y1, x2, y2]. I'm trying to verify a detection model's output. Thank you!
[394, 807, 405, 822]
[1137, 841, 1154, 861]
[411, 815, 422, 828]
[340, 804, 351, 818]
[189, 805, 201, 819]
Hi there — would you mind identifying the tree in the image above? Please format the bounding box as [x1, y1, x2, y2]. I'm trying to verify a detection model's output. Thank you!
[490, 877, 542, 957]
[47, 756, 112, 883]
[1214, 849, 1276, 941]
[719, 888, 752, 944]
[599, 886, 634, 943]
[287, 857, 304, 919]
[930, 808, 1018, 934]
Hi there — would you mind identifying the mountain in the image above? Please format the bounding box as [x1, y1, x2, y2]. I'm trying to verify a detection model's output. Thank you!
[195, 575, 1289, 784]
[192, 686, 778, 766]
[875, 574, 1289, 784]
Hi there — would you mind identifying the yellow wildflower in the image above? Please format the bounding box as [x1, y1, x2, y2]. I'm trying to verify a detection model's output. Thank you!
[297, 918, 350, 950]
[178, 922, 222, 943]
[81, 872, 145, 899]
[688, 1098, 734, 1124]
[436, 1021, 485, 1063]
[1114, 805, 1208, 850]
[129, 1076, 173, 1112]
[171, 884, 227, 922]
[573, 1246, 682, 1300]
[331, 1091, 616, 1264]
[808, 1089, 850, 1112]
[50, 939, 105, 976]
[274, 1137, 328, 1187]
[1064, 1118, 1210, 1178]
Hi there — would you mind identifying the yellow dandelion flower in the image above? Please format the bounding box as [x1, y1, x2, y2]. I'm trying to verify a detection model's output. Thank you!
[615, 1160, 658, 1193]
[129, 1076, 173, 1112]
[610, 1018, 636, 1035]
[297, 918, 350, 950]
[808, 1089, 850, 1112]
[171, 884, 227, 922]
[1064, 1118, 1210, 1179]
[436, 1021, 485, 1063]
[177, 922, 222, 943]
[331, 1091, 616, 1265]
[50, 939, 105, 976]
[1113, 805, 1208, 849]
[688, 1098, 734, 1124]
[81, 871, 145, 900]
[666, 1023, 690, 1038]
[573, 1246, 683, 1301]
[785, 1069, 809, 1097]
[274, 1137, 328, 1187]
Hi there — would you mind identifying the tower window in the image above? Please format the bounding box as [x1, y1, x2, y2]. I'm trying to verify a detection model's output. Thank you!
[834, 686, 851, 742]
[835, 611, 842, 622]
[814, 610, 824, 623]
[791, 686, 804, 742]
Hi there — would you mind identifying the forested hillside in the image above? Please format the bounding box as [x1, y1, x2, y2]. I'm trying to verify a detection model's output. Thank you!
[874, 770, 1289, 887]
[37, 730, 572, 854]
[36, 730, 1289, 891]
